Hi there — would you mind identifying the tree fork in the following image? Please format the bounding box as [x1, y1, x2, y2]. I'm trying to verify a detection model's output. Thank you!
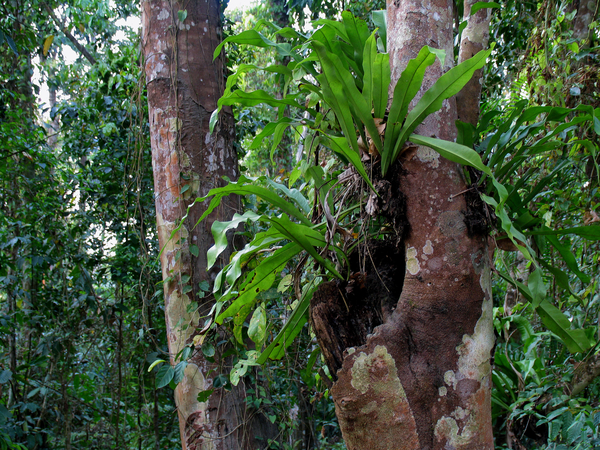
[310, 1, 495, 448]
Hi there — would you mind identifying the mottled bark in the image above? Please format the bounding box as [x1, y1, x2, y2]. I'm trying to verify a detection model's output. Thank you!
[572, 0, 597, 42]
[142, 1, 273, 449]
[456, 0, 492, 126]
[314, 1, 495, 449]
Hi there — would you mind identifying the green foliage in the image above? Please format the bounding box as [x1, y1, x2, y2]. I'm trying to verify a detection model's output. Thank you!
[0, 1, 178, 448]
[201, 12, 505, 385]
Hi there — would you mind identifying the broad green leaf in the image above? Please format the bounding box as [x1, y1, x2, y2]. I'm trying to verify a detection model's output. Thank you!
[383, 46, 437, 174]
[251, 118, 294, 149]
[257, 279, 320, 363]
[470, 1, 501, 15]
[208, 211, 261, 270]
[0, 370, 12, 384]
[213, 30, 276, 60]
[180, 346, 192, 361]
[216, 243, 302, 323]
[197, 388, 214, 402]
[391, 48, 492, 174]
[269, 214, 343, 279]
[212, 374, 229, 389]
[526, 225, 600, 240]
[5, 34, 17, 55]
[362, 33, 390, 119]
[536, 300, 591, 353]
[225, 64, 293, 98]
[408, 134, 492, 176]
[217, 89, 303, 110]
[546, 234, 590, 284]
[265, 178, 311, 213]
[270, 121, 292, 163]
[173, 361, 188, 384]
[224, 232, 286, 288]
[541, 261, 577, 297]
[196, 177, 311, 226]
[528, 269, 547, 308]
[313, 41, 383, 156]
[341, 11, 370, 75]
[371, 10, 387, 52]
[248, 304, 267, 345]
[234, 302, 255, 344]
[316, 73, 358, 155]
[155, 365, 174, 388]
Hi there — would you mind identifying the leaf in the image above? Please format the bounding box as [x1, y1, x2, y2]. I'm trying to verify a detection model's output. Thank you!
[197, 388, 214, 403]
[181, 346, 192, 361]
[265, 178, 311, 213]
[362, 33, 390, 119]
[213, 30, 277, 60]
[371, 10, 387, 52]
[537, 301, 591, 353]
[216, 243, 302, 323]
[268, 214, 343, 279]
[251, 118, 294, 150]
[212, 374, 229, 389]
[248, 304, 267, 345]
[217, 89, 303, 110]
[196, 177, 311, 226]
[0, 370, 12, 384]
[147, 359, 166, 372]
[189, 244, 199, 257]
[323, 136, 375, 192]
[155, 365, 174, 388]
[201, 341, 215, 357]
[257, 279, 319, 364]
[234, 301, 255, 344]
[470, 1, 501, 15]
[382, 46, 437, 174]
[43, 35, 54, 57]
[390, 48, 492, 174]
[173, 361, 188, 384]
[313, 40, 383, 156]
[526, 225, 600, 240]
[341, 11, 370, 74]
[5, 34, 17, 55]
[177, 9, 187, 23]
[408, 135, 493, 176]
[528, 269, 547, 308]
[208, 211, 261, 270]
[546, 234, 590, 284]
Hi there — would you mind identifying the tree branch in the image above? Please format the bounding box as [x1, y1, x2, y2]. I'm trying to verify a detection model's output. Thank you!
[41, 2, 97, 65]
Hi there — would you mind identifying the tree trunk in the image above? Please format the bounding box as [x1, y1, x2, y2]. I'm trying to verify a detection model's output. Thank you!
[456, 0, 492, 126]
[572, 0, 597, 43]
[315, 2, 495, 449]
[142, 1, 273, 448]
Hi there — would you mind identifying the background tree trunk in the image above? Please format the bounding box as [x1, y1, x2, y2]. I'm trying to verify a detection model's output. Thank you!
[142, 1, 274, 448]
[456, 0, 492, 126]
[323, 1, 495, 449]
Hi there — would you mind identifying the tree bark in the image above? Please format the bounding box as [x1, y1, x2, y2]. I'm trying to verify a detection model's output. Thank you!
[142, 1, 273, 448]
[572, 0, 597, 43]
[315, 1, 495, 449]
[456, 0, 492, 126]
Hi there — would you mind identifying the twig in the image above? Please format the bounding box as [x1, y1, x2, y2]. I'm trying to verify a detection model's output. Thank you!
[41, 2, 97, 65]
